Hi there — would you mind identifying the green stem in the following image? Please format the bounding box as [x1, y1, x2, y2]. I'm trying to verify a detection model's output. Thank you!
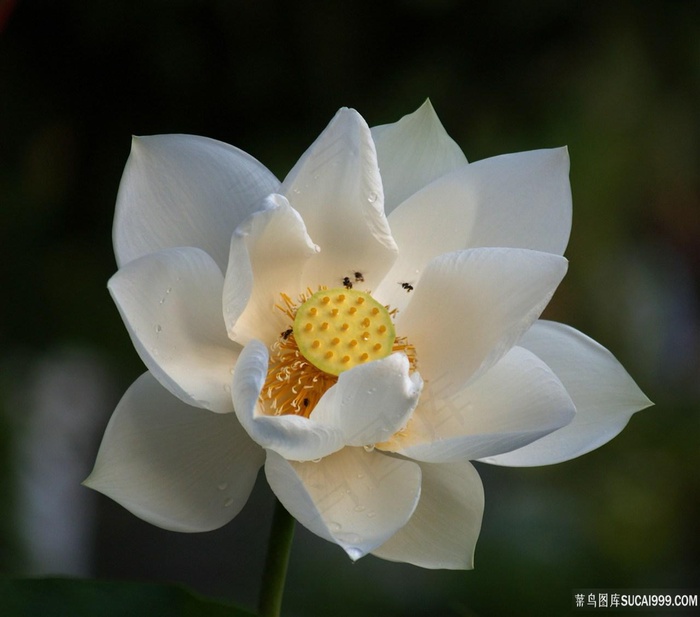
[258, 498, 295, 617]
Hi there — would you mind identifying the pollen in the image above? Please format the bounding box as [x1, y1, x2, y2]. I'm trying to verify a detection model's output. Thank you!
[293, 288, 396, 376]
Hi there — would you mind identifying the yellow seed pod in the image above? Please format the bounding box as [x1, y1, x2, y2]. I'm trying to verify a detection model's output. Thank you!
[293, 288, 396, 376]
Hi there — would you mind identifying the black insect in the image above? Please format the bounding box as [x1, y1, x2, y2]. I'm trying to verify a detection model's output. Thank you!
[342, 276, 353, 289]
[303, 398, 310, 408]
[281, 328, 293, 340]
[354, 271, 364, 282]
[400, 282, 414, 292]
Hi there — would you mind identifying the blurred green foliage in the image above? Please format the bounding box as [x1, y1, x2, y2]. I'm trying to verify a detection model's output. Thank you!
[1, 0, 698, 615]
[1, 577, 253, 617]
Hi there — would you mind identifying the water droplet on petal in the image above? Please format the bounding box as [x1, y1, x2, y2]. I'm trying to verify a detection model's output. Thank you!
[363, 444, 375, 452]
[329, 521, 342, 532]
[353, 505, 365, 513]
[366, 511, 376, 518]
[224, 384, 231, 393]
[367, 191, 377, 203]
[218, 482, 228, 491]
[155, 324, 162, 333]
[338, 532, 361, 544]
[345, 547, 364, 562]
[224, 497, 234, 508]
[166, 287, 172, 294]
[311, 457, 322, 463]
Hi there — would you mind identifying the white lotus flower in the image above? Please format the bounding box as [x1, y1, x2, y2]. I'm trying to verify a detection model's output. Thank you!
[85, 101, 652, 569]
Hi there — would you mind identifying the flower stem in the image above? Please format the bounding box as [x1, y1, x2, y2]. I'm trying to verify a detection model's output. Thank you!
[258, 498, 295, 617]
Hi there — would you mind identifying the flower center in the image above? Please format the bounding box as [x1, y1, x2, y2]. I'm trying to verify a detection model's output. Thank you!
[293, 288, 396, 376]
[261, 287, 416, 418]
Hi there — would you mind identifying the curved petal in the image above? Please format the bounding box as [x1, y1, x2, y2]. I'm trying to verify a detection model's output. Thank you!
[371, 100, 468, 215]
[482, 321, 653, 466]
[83, 372, 264, 532]
[396, 248, 568, 399]
[265, 447, 421, 560]
[232, 340, 345, 461]
[383, 346, 575, 462]
[108, 247, 239, 413]
[375, 147, 571, 311]
[114, 134, 279, 271]
[311, 353, 423, 447]
[371, 461, 483, 569]
[225, 194, 320, 346]
[280, 108, 398, 290]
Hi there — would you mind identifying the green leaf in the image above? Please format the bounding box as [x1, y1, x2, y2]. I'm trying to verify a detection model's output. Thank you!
[0, 577, 257, 617]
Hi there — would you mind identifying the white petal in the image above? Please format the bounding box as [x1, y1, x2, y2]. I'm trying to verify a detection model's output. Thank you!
[221, 230, 254, 344]
[483, 321, 653, 466]
[84, 372, 263, 532]
[114, 134, 279, 271]
[396, 248, 568, 398]
[375, 147, 571, 311]
[108, 247, 239, 413]
[385, 346, 575, 462]
[265, 447, 421, 560]
[232, 340, 345, 461]
[224, 195, 319, 346]
[281, 108, 398, 290]
[371, 100, 468, 215]
[372, 461, 483, 569]
[311, 353, 423, 447]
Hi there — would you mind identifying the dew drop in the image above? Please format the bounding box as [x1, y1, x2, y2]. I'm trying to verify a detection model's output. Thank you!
[217, 482, 228, 491]
[293, 187, 301, 194]
[356, 473, 364, 479]
[159, 297, 165, 305]
[224, 384, 231, 393]
[346, 547, 363, 561]
[366, 511, 376, 518]
[311, 457, 322, 463]
[363, 444, 375, 452]
[224, 497, 234, 508]
[338, 532, 362, 545]
[367, 191, 377, 203]
[155, 324, 162, 333]
[353, 505, 366, 513]
[329, 521, 342, 532]
[166, 287, 172, 294]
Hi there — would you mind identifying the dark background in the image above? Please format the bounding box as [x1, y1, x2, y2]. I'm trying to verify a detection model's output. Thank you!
[1, 1, 698, 615]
